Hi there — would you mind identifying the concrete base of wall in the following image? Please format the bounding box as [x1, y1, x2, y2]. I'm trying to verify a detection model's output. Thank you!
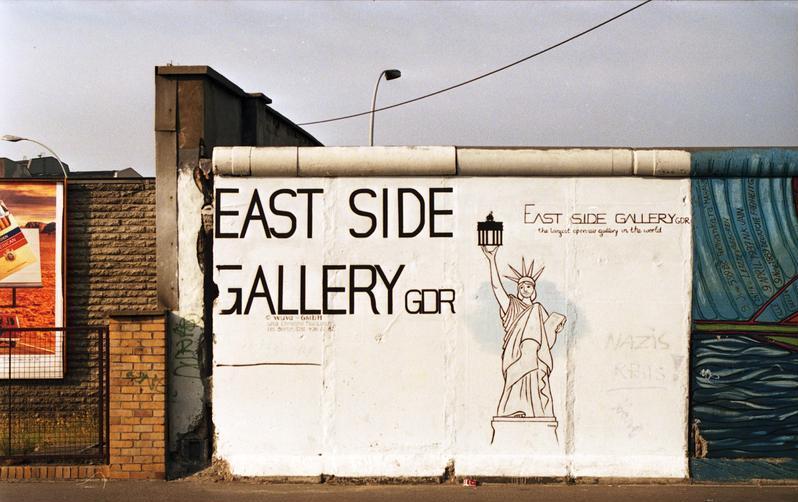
[690, 459, 798, 483]
[490, 417, 559, 450]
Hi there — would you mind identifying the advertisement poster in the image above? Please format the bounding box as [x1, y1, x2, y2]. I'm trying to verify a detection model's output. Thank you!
[0, 181, 64, 379]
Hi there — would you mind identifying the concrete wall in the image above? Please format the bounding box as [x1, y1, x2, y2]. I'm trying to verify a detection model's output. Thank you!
[211, 176, 693, 478]
[155, 66, 321, 476]
[689, 149, 798, 481]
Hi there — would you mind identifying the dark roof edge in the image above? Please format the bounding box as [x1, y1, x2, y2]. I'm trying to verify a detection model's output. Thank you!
[155, 65, 321, 145]
[156, 65, 272, 103]
[68, 177, 156, 183]
[264, 105, 323, 146]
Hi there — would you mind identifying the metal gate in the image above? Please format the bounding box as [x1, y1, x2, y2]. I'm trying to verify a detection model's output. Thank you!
[1, 326, 109, 464]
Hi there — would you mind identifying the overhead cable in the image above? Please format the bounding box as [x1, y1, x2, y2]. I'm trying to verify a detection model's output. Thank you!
[297, 0, 653, 126]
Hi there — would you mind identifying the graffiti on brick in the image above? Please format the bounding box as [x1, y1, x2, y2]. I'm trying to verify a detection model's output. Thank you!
[125, 370, 163, 392]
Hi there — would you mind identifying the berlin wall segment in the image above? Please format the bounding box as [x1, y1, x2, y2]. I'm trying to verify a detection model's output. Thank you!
[689, 149, 798, 481]
[210, 176, 693, 479]
[206, 148, 798, 481]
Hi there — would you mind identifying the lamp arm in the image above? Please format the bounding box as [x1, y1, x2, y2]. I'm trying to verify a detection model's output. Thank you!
[19, 138, 68, 178]
[369, 71, 386, 147]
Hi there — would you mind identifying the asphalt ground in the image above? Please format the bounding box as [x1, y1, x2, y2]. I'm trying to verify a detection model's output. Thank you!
[1, 481, 797, 502]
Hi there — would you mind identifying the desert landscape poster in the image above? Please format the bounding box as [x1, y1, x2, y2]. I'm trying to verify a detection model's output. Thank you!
[0, 181, 64, 378]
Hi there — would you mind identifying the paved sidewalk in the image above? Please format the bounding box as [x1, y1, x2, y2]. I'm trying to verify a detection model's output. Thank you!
[1, 481, 797, 502]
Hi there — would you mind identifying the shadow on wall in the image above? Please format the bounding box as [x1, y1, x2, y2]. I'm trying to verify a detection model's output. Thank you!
[469, 279, 571, 355]
[167, 313, 210, 478]
[465, 280, 579, 354]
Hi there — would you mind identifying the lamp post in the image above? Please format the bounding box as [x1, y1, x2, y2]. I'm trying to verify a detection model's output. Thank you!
[1, 134, 68, 178]
[369, 69, 401, 146]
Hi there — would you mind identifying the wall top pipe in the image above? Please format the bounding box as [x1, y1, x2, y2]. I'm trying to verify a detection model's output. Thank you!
[212, 146, 695, 177]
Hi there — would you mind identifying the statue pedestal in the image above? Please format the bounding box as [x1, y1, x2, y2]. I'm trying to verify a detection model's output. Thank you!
[490, 416, 559, 449]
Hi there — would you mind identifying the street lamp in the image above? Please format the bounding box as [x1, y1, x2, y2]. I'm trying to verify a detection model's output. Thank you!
[1, 134, 68, 178]
[369, 69, 401, 146]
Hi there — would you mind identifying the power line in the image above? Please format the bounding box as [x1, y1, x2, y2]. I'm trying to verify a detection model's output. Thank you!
[297, 0, 653, 127]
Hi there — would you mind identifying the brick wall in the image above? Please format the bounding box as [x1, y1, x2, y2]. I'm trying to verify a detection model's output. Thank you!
[2, 314, 167, 481]
[108, 312, 167, 479]
[11, 180, 158, 410]
[0, 465, 110, 481]
[67, 180, 158, 325]
[4, 180, 160, 479]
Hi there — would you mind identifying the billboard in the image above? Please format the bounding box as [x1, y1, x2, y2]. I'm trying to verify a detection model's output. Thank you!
[0, 181, 65, 379]
[211, 177, 692, 478]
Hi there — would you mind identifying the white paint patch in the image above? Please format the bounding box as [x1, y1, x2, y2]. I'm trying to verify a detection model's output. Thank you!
[170, 169, 207, 450]
[212, 177, 692, 478]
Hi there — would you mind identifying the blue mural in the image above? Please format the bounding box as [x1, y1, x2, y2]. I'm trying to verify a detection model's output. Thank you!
[691, 149, 798, 462]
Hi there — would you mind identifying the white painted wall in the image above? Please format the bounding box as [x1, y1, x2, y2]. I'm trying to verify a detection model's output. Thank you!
[169, 168, 207, 452]
[212, 177, 692, 478]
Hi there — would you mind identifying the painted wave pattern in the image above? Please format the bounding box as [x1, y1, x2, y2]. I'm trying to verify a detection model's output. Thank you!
[692, 176, 798, 321]
[692, 336, 798, 458]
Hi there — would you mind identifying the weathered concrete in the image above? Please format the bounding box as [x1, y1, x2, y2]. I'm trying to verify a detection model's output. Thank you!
[212, 146, 692, 177]
[155, 65, 321, 478]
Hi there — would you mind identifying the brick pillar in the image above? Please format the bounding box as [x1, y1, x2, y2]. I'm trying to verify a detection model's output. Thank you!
[108, 312, 167, 479]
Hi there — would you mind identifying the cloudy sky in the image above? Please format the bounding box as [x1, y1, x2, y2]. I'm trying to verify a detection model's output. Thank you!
[1, 1, 796, 176]
[0, 182, 56, 224]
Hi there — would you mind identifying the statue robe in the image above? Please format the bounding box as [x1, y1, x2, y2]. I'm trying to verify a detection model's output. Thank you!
[497, 295, 564, 418]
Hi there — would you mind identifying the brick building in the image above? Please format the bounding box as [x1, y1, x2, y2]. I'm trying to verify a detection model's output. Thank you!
[1, 65, 320, 480]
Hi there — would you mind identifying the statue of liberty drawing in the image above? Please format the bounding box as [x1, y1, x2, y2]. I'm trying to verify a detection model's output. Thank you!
[478, 213, 567, 445]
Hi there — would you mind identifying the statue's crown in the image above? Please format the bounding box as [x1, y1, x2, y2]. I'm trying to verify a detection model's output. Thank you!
[504, 257, 544, 285]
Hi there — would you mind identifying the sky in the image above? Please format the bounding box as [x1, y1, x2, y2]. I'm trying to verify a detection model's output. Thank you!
[1, 1, 796, 176]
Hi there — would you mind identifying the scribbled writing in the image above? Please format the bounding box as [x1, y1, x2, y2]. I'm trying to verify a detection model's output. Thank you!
[172, 315, 202, 379]
[126, 370, 163, 392]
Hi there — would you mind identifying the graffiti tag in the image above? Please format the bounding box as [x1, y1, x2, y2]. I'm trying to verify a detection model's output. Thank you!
[612, 405, 642, 438]
[125, 370, 163, 392]
[172, 315, 202, 379]
[698, 368, 720, 384]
